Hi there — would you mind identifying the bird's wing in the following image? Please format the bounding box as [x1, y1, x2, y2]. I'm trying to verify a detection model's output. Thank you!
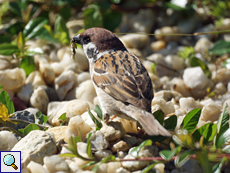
[93, 50, 153, 111]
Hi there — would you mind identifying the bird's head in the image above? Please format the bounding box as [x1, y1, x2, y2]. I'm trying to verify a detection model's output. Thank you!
[71, 28, 126, 62]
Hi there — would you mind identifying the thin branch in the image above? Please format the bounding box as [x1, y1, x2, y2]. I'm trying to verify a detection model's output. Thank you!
[0, 127, 24, 137]
[8, 118, 47, 129]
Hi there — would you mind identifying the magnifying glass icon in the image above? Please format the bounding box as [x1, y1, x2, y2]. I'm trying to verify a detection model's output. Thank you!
[3, 154, 18, 170]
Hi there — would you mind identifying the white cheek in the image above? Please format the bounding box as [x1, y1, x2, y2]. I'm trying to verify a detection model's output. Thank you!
[83, 42, 98, 56]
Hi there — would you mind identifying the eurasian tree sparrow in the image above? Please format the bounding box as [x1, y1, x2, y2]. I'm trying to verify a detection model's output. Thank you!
[71, 27, 171, 136]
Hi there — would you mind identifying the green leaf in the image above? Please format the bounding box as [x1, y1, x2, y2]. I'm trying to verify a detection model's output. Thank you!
[193, 123, 217, 145]
[153, 110, 164, 125]
[84, 4, 103, 29]
[163, 2, 186, 11]
[82, 161, 98, 169]
[103, 10, 122, 31]
[0, 85, 3, 92]
[212, 157, 227, 173]
[0, 90, 15, 114]
[59, 113, 67, 126]
[164, 115, 177, 130]
[92, 155, 116, 172]
[54, 15, 70, 45]
[216, 128, 230, 149]
[196, 150, 212, 173]
[86, 132, 94, 159]
[75, 128, 82, 142]
[178, 46, 195, 59]
[130, 139, 152, 158]
[87, 109, 102, 130]
[182, 108, 201, 133]
[175, 150, 194, 167]
[141, 162, 158, 173]
[159, 146, 180, 161]
[209, 40, 230, 55]
[35, 111, 48, 125]
[0, 43, 19, 55]
[189, 57, 210, 75]
[59, 153, 78, 158]
[214, 104, 229, 147]
[17, 32, 25, 53]
[94, 105, 103, 120]
[19, 124, 40, 136]
[23, 17, 48, 40]
[150, 63, 156, 74]
[20, 56, 36, 76]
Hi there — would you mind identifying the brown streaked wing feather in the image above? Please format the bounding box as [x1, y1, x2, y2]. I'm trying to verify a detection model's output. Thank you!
[93, 50, 153, 111]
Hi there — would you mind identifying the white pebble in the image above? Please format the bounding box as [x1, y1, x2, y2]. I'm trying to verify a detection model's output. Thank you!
[0, 131, 18, 151]
[27, 161, 49, 173]
[0, 68, 26, 90]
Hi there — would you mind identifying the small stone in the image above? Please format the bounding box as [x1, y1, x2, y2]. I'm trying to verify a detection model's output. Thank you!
[17, 83, 33, 104]
[146, 53, 174, 77]
[219, 18, 230, 30]
[52, 99, 90, 126]
[151, 98, 175, 115]
[121, 154, 149, 171]
[107, 162, 122, 173]
[154, 90, 182, 102]
[55, 70, 77, 100]
[11, 130, 57, 169]
[64, 63, 82, 74]
[151, 40, 166, 51]
[96, 163, 107, 173]
[123, 135, 138, 147]
[155, 26, 181, 42]
[44, 155, 70, 173]
[115, 118, 138, 134]
[179, 97, 203, 113]
[51, 62, 65, 76]
[154, 163, 165, 173]
[27, 161, 49, 173]
[26, 71, 46, 88]
[39, 62, 55, 85]
[76, 80, 97, 103]
[117, 151, 128, 159]
[5, 110, 35, 131]
[120, 34, 150, 49]
[30, 86, 49, 113]
[47, 101, 68, 124]
[0, 59, 12, 70]
[81, 110, 98, 129]
[94, 150, 113, 160]
[49, 50, 59, 62]
[194, 37, 213, 54]
[116, 167, 131, 173]
[57, 47, 69, 61]
[77, 72, 91, 84]
[0, 68, 26, 90]
[66, 116, 92, 141]
[213, 82, 227, 95]
[67, 160, 80, 173]
[200, 103, 221, 122]
[177, 15, 200, 34]
[170, 78, 192, 97]
[100, 121, 126, 142]
[46, 126, 68, 142]
[137, 145, 158, 157]
[165, 55, 184, 70]
[0, 131, 18, 151]
[111, 140, 131, 153]
[182, 159, 203, 173]
[213, 68, 230, 85]
[183, 67, 209, 89]
[39, 85, 59, 102]
[89, 130, 109, 151]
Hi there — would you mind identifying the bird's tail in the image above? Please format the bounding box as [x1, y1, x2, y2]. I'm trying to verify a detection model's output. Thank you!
[121, 105, 171, 136]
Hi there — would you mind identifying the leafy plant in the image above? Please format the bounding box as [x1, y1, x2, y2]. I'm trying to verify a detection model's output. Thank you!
[59, 113, 67, 126]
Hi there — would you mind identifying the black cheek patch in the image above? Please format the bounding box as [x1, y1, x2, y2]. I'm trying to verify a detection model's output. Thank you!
[87, 48, 95, 59]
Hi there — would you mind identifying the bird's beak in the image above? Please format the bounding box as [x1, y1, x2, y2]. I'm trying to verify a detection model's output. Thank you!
[71, 34, 81, 44]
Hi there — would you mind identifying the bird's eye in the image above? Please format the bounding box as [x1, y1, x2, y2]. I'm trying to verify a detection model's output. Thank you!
[83, 36, 91, 44]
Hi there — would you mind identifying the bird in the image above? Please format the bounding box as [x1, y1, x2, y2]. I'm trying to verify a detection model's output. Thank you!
[71, 27, 171, 136]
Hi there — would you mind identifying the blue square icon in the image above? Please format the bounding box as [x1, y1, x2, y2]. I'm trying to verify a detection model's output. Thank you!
[0, 151, 21, 173]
